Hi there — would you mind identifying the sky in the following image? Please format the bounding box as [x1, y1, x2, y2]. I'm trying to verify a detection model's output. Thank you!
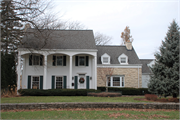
[53, 0, 179, 59]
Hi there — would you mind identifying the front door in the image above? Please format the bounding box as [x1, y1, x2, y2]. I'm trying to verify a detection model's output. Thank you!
[78, 74, 86, 89]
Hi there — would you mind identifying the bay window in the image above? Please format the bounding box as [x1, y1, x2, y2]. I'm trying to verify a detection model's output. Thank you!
[107, 76, 124, 87]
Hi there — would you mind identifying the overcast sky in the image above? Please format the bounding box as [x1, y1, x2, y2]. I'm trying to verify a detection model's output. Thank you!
[53, 0, 179, 59]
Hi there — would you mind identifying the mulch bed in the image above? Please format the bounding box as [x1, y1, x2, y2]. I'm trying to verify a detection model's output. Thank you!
[134, 98, 179, 103]
[87, 92, 121, 97]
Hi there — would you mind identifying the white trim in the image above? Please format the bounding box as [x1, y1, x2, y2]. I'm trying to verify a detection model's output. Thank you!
[97, 65, 142, 68]
[101, 53, 110, 64]
[118, 53, 128, 64]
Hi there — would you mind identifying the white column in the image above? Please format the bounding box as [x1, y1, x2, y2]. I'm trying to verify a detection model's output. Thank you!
[69, 56, 72, 89]
[94, 56, 97, 90]
[43, 55, 47, 89]
[91, 56, 94, 89]
[17, 54, 21, 94]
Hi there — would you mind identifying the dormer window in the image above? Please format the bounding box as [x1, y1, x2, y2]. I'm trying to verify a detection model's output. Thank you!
[103, 57, 109, 63]
[121, 57, 126, 63]
[118, 53, 128, 64]
[101, 53, 110, 64]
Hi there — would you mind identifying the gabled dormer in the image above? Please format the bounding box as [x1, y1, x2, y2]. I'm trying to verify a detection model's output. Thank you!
[147, 60, 155, 68]
[118, 53, 128, 64]
[101, 53, 110, 64]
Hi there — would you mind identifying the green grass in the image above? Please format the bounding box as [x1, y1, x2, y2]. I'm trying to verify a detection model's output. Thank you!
[1, 96, 152, 103]
[1, 109, 179, 119]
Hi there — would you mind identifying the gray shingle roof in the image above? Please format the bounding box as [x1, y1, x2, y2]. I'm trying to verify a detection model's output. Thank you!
[140, 59, 154, 73]
[20, 29, 96, 49]
[96, 45, 141, 64]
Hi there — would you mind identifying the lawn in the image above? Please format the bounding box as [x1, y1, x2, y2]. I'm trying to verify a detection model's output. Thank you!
[1, 96, 152, 103]
[1, 108, 179, 119]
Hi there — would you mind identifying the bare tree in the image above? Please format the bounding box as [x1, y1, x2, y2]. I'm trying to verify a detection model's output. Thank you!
[98, 67, 114, 92]
[94, 32, 112, 45]
[63, 21, 112, 45]
[121, 26, 133, 45]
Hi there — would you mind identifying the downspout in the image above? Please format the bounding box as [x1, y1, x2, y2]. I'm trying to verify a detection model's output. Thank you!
[138, 65, 139, 88]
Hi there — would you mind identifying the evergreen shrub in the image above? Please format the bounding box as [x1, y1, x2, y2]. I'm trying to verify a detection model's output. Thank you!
[18, 89, 99, 96]
[97, 87, 150, 95]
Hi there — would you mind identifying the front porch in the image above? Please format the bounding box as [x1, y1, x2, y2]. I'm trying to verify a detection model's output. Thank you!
[17, 49, 97, 92]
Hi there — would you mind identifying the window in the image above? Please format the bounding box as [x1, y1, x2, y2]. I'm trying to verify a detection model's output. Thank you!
[56, 77, 63, 89]
[57, 56, 63, 66]
[118, 53, 128, 64]
[33, 56, 40, 65]
[32, 77, 39, 89]
[121, 57, 126, 63]
[103, 57, 109, 63]
[113, 77, 120, 86]
[79, 56, 85, 66]
[53, 55, 66, 66]
[107, 76, 124, 87]
[101, 53, 110, 64]
[29, 55, 43, 66]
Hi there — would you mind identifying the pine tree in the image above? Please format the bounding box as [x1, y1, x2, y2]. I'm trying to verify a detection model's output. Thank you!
[148, 20, 180, 98]
[1, 0, 23, 54]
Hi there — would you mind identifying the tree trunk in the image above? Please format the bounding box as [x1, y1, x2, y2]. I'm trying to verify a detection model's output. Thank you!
[173, 93, 177, 98]
[106, 87, 108, 92]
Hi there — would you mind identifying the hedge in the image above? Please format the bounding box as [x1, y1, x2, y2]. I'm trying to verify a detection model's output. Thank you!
[18, 89, 100, 96]
[97, 87, 151, 95]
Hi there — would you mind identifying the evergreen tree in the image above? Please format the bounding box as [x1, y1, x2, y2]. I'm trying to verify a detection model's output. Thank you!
[148, 20, 180, 98]
[1, 52, 17, 92]
[1, 0, 23, 54]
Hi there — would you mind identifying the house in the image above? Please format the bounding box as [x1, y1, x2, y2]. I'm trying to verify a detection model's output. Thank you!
[17, 27, 154, 91]
[140, 59, 155, 88]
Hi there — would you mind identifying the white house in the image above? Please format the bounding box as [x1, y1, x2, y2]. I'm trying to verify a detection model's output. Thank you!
[17, 28, 154, 92]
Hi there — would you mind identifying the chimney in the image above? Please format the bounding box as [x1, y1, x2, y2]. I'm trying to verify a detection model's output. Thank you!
[125, 41, 132, 50]
[24, 23, 31, 32]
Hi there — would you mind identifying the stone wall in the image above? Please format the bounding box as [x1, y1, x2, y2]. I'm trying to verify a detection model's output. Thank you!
[97, 68, 142, 88]
[1, 102, 179, 110]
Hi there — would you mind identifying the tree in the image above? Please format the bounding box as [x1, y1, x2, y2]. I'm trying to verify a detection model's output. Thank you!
[1, 0, 23, 54]
[98, 67, 114, 92]
[1, 52, 17, 92]
[63, 21, 112, 45]
[1, 0, 51, 53]
[121, 26, 133, 45]
[148, 20, 179, 98]
[94, 32, 112, 45]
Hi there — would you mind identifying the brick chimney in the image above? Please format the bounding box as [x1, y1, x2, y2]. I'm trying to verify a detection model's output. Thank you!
[125, 41, 132, 50]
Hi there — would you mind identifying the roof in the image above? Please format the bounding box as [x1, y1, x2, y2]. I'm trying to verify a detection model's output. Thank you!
[20, 29, 96, 49]
[140, 59, 154, 73]
[96, 45, 141, 64]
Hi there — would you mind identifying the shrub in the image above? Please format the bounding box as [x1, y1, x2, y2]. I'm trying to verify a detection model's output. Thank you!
[97, 87, 150, 95]
[145, 94, 158, 101]
[18, 89, 99, 96]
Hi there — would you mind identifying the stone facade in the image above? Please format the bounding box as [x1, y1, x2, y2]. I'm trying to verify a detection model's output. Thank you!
[97, 67, 142, 88]
[1, 102, 179, 110]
